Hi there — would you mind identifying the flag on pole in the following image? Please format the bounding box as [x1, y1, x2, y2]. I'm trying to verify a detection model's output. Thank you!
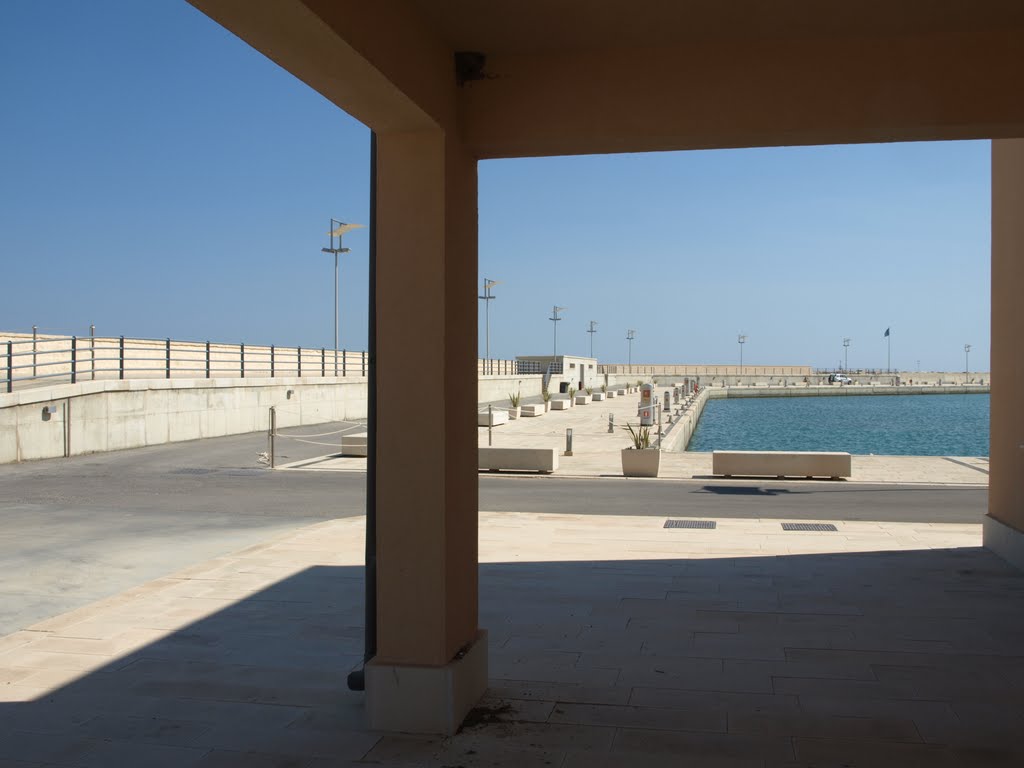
[884, 327, 890, 337]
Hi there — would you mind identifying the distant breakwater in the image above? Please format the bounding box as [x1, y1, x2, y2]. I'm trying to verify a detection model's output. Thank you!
[706, 384, 989, 399]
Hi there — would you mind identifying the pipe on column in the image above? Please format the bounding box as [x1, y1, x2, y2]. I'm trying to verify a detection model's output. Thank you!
[348, 131, 378, 691]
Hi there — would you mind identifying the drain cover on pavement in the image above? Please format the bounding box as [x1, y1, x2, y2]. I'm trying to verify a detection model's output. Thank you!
[781, 523, 838, 532]
[664, 520, 716, 529]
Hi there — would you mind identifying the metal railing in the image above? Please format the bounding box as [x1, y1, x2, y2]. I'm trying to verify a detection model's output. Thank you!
[1, 333, 370, 393]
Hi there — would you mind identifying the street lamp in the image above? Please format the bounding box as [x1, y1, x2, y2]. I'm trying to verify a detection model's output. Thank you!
[626, 329, 636, 368]
[550, 306, 566, 357]
[843, 337, 851, 372]
[587, 320, 598, 358]
[478, 278, 500, 374]
[965, 343, 971, 381]
[738, 334, 747, 374]
[321, 218, 365, 376]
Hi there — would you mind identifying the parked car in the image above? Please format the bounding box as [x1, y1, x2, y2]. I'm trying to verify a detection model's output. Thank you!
[829, 373, 853, 384]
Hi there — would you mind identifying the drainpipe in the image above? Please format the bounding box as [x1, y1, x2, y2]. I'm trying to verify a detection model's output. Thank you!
[348, 131, 378, 692]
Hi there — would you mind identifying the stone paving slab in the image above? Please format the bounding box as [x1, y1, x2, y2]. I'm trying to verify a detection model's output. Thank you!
[2, 509, 1023, 766]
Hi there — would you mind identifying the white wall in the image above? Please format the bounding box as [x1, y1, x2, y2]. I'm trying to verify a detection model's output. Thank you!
[0, 377, 367, 464]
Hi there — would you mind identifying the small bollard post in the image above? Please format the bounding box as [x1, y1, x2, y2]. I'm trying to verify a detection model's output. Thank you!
[269, 405, 276, 469]
[608, 413, 614, 433]
[565, 428, 573, 456]
[488, 404, 493, 446]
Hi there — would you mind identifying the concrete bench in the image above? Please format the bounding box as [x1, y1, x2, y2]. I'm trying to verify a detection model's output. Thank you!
[550, 399, 571, 410]
[575, 394, 591, 405]
[477, 409, 509, 427]
[520, 403, 545, 417]
[606, 390, 616, 398]
[340, 433, 368, 457]
[617, 389, 626, 396]
[479, 447, 558, 474]
[712, 451, 851, 480]
[592, 392, 606, 401]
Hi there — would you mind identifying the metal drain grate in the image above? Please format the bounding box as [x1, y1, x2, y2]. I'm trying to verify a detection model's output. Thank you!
[664, 520, 716, 530]
[781, 523, 838, 532]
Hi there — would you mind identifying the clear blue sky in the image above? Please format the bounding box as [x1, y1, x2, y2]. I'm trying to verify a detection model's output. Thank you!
[1, 1, 991, 372]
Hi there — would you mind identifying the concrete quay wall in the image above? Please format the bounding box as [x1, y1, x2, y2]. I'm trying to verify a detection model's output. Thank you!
[0, 377, 366, 464]
[660, 387, 712, 453]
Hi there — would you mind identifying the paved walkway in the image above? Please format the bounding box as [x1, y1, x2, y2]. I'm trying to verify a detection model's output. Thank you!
[2, 511, 1021, 766]
[294, 393, 989, 485]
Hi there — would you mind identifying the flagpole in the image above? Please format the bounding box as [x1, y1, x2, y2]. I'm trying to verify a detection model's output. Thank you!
[887, 333, 891, 373]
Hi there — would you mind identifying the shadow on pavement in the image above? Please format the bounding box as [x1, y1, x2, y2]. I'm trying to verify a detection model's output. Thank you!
[3, 547, 1024, 765]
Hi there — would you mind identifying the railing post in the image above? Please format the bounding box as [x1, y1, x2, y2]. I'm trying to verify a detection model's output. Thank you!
[240, 343, 245, 378]
[362, 350, 366, 377]
[71, 336, 77, 384]
[271, 345, 276, 378]
[321, 347, 325, 377]
[32, 325, 37, 377]
[297, 346, 302, 377]
[343, 348, 347, 377]
[165, 338, 171, 379]
[6, 341, 12, 393]
[118, 336, 125, 380]
[205, 341, 211, 379]
[90, 324, 96, 381]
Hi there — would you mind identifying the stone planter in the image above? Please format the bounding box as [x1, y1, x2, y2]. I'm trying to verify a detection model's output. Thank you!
[508, 406, 521, 419]
[621, 448, 661, 478]
[544, 400, 551, 412]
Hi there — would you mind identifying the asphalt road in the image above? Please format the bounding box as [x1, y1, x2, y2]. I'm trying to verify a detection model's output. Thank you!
[0, 426, 987, 634]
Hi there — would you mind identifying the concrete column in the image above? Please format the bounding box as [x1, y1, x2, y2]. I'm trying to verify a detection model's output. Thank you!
[365, 128, 486, 733]
[985, 139, 1024, 570]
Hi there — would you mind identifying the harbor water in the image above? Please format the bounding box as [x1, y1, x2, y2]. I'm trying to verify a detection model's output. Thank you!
[687, 393, 989, 457]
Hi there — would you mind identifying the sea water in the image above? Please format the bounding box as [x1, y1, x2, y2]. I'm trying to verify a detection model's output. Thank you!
[687, 393, 989, 457]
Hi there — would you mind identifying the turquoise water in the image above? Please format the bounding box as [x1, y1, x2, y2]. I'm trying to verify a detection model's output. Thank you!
[688, 393, 989, 456]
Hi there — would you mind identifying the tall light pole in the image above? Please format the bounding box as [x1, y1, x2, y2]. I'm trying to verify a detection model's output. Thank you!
[738, 333, 747, 374]
[321, 219, 365, 375]
[550, 306, 566, 357]
[478, 278, 500, 374]
[626, 329, 636, 368]
[587, 320, 598, 358]
[843, 337, 851, 371]
[964, 343, 971, 381]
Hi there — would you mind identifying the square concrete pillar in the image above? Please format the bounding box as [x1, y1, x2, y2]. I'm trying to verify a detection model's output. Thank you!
[986, 139, 1024, 571]
[367, 129, 486, 733]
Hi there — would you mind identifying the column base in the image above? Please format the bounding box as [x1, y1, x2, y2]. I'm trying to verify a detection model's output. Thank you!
[366, 629, 488, 735]
[984, 515, 1024, 571]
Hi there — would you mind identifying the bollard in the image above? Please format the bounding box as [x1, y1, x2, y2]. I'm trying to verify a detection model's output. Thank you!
[269, 406, 276, 469]
[565, 428, 573, 456]
[608, 413, 614, 433]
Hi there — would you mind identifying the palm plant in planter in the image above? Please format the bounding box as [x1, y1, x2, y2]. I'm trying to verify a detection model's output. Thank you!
[621, 422, 660, 477]
[541, 387, 552, 412]
[508, 390, 522, 419]
[568, 386, 577, 406]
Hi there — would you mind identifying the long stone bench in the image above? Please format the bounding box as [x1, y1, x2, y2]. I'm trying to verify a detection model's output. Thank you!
[712, 450, 851, 479]
[550, 399, 571, 410]
[520, 403, 545, 416]
[479, 447, 558, 474]
[340, 433, 368, 457]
